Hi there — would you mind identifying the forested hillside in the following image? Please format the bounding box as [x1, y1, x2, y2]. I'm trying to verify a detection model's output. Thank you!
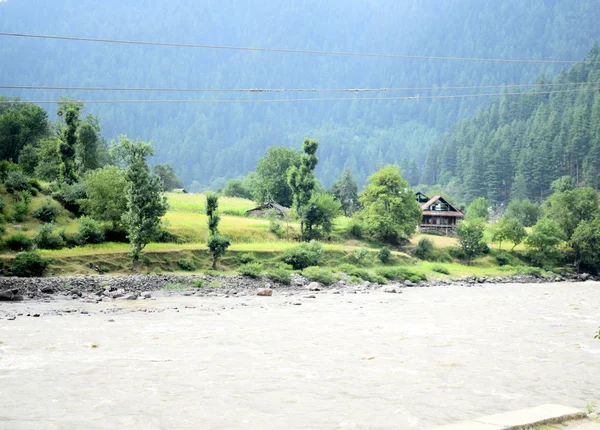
[421, 45, 600, 204]
[1, 0, 600, 189]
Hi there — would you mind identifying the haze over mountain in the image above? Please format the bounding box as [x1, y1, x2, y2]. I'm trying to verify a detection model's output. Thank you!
[1, 0, 599, 190]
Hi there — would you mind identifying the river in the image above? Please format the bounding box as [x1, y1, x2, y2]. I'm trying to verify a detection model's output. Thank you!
[1, 282, 599, 429]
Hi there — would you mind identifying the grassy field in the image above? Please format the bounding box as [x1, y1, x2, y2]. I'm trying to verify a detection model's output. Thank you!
[166, 192, 256, 216]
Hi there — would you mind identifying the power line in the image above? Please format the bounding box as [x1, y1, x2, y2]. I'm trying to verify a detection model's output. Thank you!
[2, 81, 600, 93]
[3, 87, 598, 104]
[0, 31, 596, 64]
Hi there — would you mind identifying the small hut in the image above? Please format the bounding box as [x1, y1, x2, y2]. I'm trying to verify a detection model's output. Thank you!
[418, 195, 464, 235]
[245, 201, 289, 219]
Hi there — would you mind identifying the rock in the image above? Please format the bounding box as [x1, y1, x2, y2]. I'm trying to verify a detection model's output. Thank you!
[403, 280, 414, 287]
[292, 301, 302, 306]
[380, 285, 401, 293]
[256, 288, 273, 297]
[330, 289, 341, 294]
[141, 291, 152, 299]
[477, 277, 487, 283]
[40, 286, 54, 294]
[305, 282, 321, 291]
[0, 289, 18, 301]
[304, 295, 316, 299]
[580, 273, 590, 281]
[120, 293, 139, 300]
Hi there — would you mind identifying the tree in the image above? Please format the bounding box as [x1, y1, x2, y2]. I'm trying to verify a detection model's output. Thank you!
[457, 219, 486, 265]
[493, 217, 526, 250]
[0, 99, 49, 162]
[550, 175, 575, 193]
[357, 165, 422, 244]
[81, 165, 128, 227]
[525, 217, 565, 266]
[570, 215, 600, 272]
[504, 199, 541, 227]
[465, 197, 489, 220]
[76, 115, 103, 174]
[57, 100, 83, 184]
[288, 139, 319, 240]
[545, 187, 599, 240]
[118, 137, 168, 268]
[222, 178, 253, 200]
[303, 193, 342, 240]
[331, 168, 360, 216]
[153, 164, 184, 191]
[254, 147, 301, 207]
[205, 192, 230, 269]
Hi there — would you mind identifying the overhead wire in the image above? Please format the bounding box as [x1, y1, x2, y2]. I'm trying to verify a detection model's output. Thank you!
[0, 31, 597, 64]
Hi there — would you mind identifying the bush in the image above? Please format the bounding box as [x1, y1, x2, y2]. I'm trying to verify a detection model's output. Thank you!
[34, 224, 65, 250]
[31, 200, 61, 223]
[376, 267, 427, 282]
[494, 252, 513, 266]
[432, 265, 450, 275]
[27, 178, 43, 192]
[13, 200, 29, 222]
[53, 182, 86, 216]
[4, 232, 32, 251]
[77, 216, 105, 245]
[10, 251, 48, 277]
[0, 197, 5, 213]
[177, 258, 197, 271]
[336, 264, 384, 284]
[268, 219, 284, 238]
[413, 238, 435, 260]
[282, 240, 324, 270]
[102, 224, 129, 243]
[351, 248, 370, 266]
[348, 221, 363, 238]
[239, 262, 263, 278]
[265, 265, 292, 285]
[154, 228, 182, 243]
[378, 247, 391, 264]
[515, 266, 543, 277]
[4, 170, 29, 193]
[192, 279, 204, 288]
[239, 253, 256, 264]
[303, 266, 337, 285]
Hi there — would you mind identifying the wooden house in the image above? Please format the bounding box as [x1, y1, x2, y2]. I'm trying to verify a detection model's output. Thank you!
[246, 201, 290, 219]
[417, 194, 464, 234]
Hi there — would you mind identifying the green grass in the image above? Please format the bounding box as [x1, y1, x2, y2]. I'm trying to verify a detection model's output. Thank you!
[165, 192, 256, 216]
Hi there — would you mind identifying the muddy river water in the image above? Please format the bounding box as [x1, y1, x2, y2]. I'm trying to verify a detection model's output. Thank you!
[1, 282, 599, 429]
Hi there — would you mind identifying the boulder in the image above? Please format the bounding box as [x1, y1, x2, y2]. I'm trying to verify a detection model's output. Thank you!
[256, 288, 273, 297]
[305, 282, 321, 291]
[380, 285, 401, 294]
[141, 291, 152, 299]
[0, 289, 19, 301]
[120, 293, 139, 300]
[403, 280, 415, 287]
[40, 286, 54, 294]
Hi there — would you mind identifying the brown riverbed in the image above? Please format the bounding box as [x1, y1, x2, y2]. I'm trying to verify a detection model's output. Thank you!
[1, 282, 599, 429]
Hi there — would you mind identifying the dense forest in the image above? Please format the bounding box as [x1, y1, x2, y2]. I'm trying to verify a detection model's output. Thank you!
[421, 45, 600, 204]
[1, 0, 600, 189]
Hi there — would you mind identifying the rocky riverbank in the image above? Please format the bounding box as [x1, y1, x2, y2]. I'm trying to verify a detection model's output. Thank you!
[0, 271, 595, 304]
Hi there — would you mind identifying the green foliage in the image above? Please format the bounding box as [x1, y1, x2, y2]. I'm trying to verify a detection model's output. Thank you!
[492, 217, 527, 250]
[332, 168, 360, 216]
[118, 137, 169, 266]
[303, 193, 342, 240]
[239, 253, 256, 264]
[457, 219, 486, 264]
[81, 165, 128, 226]
[356, 165, 421, 244]
[265, 265, 292, 285]
[414, 237, 435, 260]
[9, 251, 48, 277]
[207, 234, 231, 270]
[4, 170, 28, 193]
[524, 218, 565, 266]
[12, 199, 29, 222]
[57, 100, 82, 184]
[337, 264, 385, 284]
[288, 139, 319, 240]
[545, 187, 599, 240]
[192, 279, 205, 288]
[551, 176, 575, 193]
[282, 240, 324, 270]
[18, 144, 38, 176]
[377, 247, 391, 263]
[303, 266, 337, 285]
[0, 196, 5, 213]
[77, 216, 105, 245]
[153, 164, 183, 192]
[432, 265, 450, 275]
[348, 221, 363, 239]
[52, 182, 86, 216]
[253, 147, 301, 207]
[3, 232, 32, 251]
[35, 137, 62, 181]
[0, 101, 49, 163]
[239, 262, 263, 278]
[376, 267, 427, 282]
[222, 178, 253, 200]
[205, 193, 230, 269]
[571, 215, 600, 272]
[504, 199, 541, 227]
[177, 258, 197, 271]
[351, 247, 370, 266]
[205, 192, 221, 234]
[31, 199, 60, 223]
[34, 224, 65, 250]
[466, 198, 489, 220]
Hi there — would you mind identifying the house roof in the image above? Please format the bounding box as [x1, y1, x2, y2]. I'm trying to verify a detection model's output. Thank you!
[421, 195, 464, 216]
[246, 200, 290, 215]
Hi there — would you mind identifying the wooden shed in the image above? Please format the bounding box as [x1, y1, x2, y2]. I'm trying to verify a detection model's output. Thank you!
[246, 201, 290, 219]
[418, 195, 464, 235]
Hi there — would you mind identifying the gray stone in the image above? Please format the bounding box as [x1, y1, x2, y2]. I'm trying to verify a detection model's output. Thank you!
[403, 280, 415, 287]
[306, 282, 321, 291]
[120, 293, 139, 300]
[40, 286, 54, 294]
[380, 285, 401, 294]
[256, 288, 272, 297]
[141, 291, 152, 299]
[0, 289, 17, 301]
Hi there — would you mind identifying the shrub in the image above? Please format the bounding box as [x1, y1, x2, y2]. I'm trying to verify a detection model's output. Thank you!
[336, 264, 384, 284]
[10, 251, 48, 277]
[0, 224, 5, 234]
[378, 247, 391, 264]
[376, 267, 427, 282]
[102, 224, 129, 243]
[31, 200, 61, 223]
[154, 228, 182, 243]
[282, 240, 323, 270]
[494, 252, 512, 266]
[34, 224, 65, 250]
[239, 253, 256, 264]
[0, 197, 5, 213]
[162, 283, 187, 291]
[515, 266, 542, 277]
[348, 276, 363, 284]
[13, 200, 29, 222]
[303, 266, 337, 285]
[77, 216, 105, 245]
[177, 258, 197, 271]
[265, 266, 292, 285]
[432, 265, 450, 275]
[239, 262, 263, 278]
[348, 221, 363, 238]
[4, 170, 29, 193]
[27, 178, 43, 192]
[268, 219, 284, 238]
[192, 279, 204, 288]
[351, 248, 370, 266]
[4, 232, 32, 251]
[413, 238, 435, 260]
[53, 182, 86, 216]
